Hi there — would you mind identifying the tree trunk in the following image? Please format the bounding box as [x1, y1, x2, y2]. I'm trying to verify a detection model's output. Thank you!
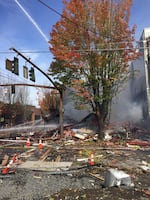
[96, 111, 105, 139]
[95, 101, 109, 139]
[59, 90, 64, 137]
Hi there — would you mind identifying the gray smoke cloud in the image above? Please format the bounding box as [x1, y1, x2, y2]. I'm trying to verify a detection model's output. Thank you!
[110, 82, 143, 124]
[64, 101, 90, 122]
[63, 71, 144, 124]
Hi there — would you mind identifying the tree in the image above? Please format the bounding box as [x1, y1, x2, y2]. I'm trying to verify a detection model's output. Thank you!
[38, 89, 60, 122]
[0, 86, 32, 126]
[49, 0, 139, 137]
[0, 102, 32, 126]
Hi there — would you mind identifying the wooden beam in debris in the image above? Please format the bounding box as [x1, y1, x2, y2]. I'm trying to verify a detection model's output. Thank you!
[18, 160, 73, 171]
[40, 147, 51, 161]
[0, 139, 26, 143]
[88, 172, 104, 181]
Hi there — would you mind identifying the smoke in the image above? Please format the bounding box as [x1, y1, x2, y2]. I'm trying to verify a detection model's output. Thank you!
[110, 83, 143, 124]
[64, 101, 90, 122]
[63, 84, 143, 124]
[111, 101, 142, 123]
[14, 0, 49, 43]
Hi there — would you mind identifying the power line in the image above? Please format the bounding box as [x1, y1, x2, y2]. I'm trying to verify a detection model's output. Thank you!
[0, 66, 36, 84]
[0, 50, 50, 54]
[0, 73, 28, 84]
[38, 0, 109, 37]
[38, 0, 141, 48]
[38, 0, 67, 21]
[38, 0, 112, 38]
[0, 45, 148, 54]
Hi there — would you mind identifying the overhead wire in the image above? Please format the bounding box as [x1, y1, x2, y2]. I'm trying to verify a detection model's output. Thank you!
[0, 65, 35, 84]
[0, 44, 148, 54]
[0, 1, 148, 55]
[0, 72, 28, 84]
[0, 50, 50, 54]
[38, 0, 142, 48]
[38, 0, 75, 25]
[1, 1, 147, 59]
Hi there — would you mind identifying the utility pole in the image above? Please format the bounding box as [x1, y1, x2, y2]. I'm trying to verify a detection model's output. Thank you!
[9, 47, 65, 136]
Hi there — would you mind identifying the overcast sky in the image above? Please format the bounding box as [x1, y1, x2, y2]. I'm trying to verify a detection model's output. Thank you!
[0, 0, 150, 106]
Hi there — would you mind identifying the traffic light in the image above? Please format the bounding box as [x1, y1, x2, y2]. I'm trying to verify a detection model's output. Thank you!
[29, 67, 35, 82]
[11, 85, 15, 94]
[12, 57, 19, 75]
[5, 59, 12, 72]
[23, 66, 28, 79]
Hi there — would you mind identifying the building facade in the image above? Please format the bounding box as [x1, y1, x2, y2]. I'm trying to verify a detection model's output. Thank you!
[130, 28, 150, 120]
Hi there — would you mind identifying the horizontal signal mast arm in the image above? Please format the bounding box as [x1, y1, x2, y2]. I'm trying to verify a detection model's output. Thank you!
[0, 83, 55, 89]
[9, 47, 61, 91]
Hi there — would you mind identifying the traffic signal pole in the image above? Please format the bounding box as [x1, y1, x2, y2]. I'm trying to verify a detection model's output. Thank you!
[9, 47, 64, 137]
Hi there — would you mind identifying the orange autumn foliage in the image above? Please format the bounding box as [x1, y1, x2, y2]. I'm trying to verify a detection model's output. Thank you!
[49, 0, 139, 134]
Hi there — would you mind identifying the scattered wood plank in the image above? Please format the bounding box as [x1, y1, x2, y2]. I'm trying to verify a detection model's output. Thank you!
[18, 161, 73, 171]
[19, 148, 36, 158]
[1, 154, 9, 166]
[88, 172, 104, 181]
[40, 147, 51, 161]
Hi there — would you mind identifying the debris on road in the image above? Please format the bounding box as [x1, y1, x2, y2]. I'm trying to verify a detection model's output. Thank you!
[0, 122, 149, 199]
[104, 168, 131, 187]
[18, 160, 73, 171]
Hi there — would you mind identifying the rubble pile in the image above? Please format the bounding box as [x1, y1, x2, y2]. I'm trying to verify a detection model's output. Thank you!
[0, 122, 150, 200]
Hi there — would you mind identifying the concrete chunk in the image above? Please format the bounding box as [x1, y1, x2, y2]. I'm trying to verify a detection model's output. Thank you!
[104, 168, 131, 187]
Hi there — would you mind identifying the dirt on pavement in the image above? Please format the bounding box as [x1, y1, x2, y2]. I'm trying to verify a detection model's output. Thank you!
[0, 145, 149, 200]
[0, 122, 150, 200]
